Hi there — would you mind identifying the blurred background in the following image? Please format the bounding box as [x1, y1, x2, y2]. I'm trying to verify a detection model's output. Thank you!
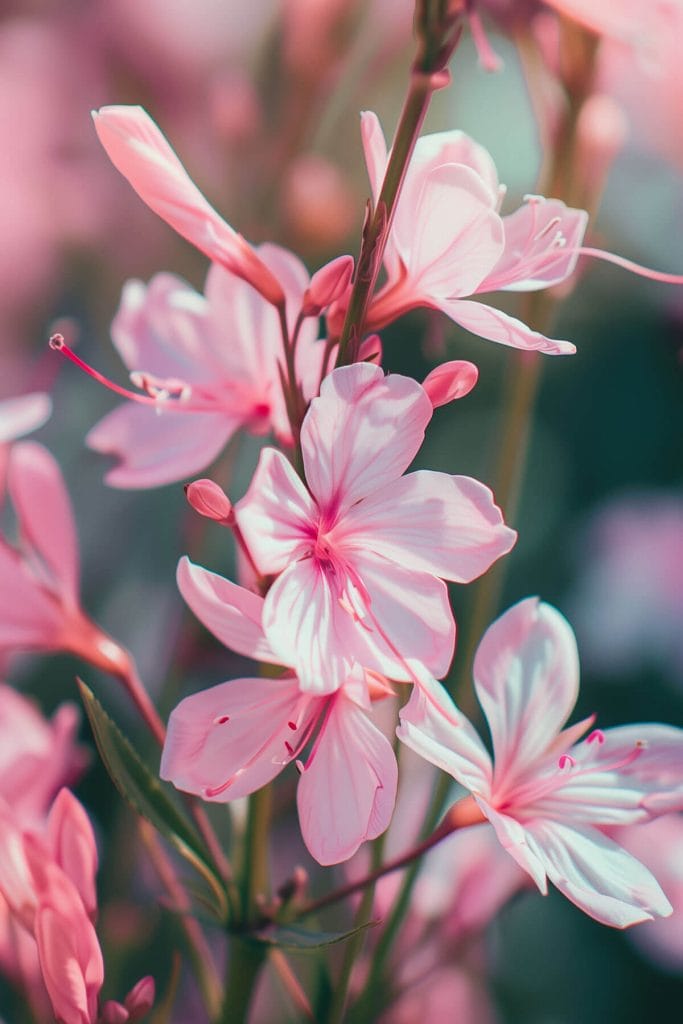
[1, 1, 682, 1021]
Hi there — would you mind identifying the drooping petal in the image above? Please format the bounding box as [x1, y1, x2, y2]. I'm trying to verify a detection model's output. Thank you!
[480, 199, 588, 293]
[397, 665, 492, 794]
[0, 393, 52, 444]
[176, 557, 275, 662]
[475, 799, 549, 893]
[339, 470, 516, 583]
[87, 403, 236, 489]
[297, 694, 398, 864]
[523, 819, 673, 927]
[92, 106, 283, 305]
[235, 448, 317, 575]
[300, 364, 433, 517]
[8, 442, 79, 607]
[473, 599, 580, 790]
[161, 676, 316, 801]
[434, 298, 576, 355]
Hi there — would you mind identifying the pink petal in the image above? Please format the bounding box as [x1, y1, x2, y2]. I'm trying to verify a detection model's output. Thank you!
[397, 665, 492, 794]
[409, 128, 501, 202]
[422, 361, 479, 407]
[7, 442, 79, 607]
[475, 799, 549, 893]
[160, 676, 315, 801]
[92, 106, 283, 305]
[339, 470, 516, 583]
[536, 723, 683, 824]
[297, 694, 398, 864]
[480, 198, 588, 293]
[0, 393, 52, 444]
[0, 544, 62, 650]
[523, 820, 673, 927]
[111, 274, 217, 384]
[176, 557, 275, 662]
[87, 403, 236, 488]
[360, 110, 387, 206]
[300, 364, 433, 516]
[45, 790, 98, 920]
[406, 164, 504, 297]
[435, 298, 576, 354]
[473, 598, 580, 786]
[235, 448, 317, 575]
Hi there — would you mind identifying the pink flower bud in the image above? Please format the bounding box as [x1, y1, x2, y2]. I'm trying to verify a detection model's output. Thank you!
[46, 789, 98, 920]
[185, 479, 234, 524]
[100, 1001, 129, 1024]
[422, 361, 479, 407]
[125, 975, 156, 1020]
[302, 255, 354, 316]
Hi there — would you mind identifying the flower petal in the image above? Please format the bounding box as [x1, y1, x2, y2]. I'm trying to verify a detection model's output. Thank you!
[297, 695, 398, 864]
[473, 598, 580, 788]
[235, 448, 317, 575]
[0, 393, 51, 444]
[92, 106, 283, 304]
[161, 676, 315, 801]
[8, 442, 79, 607]
[480, 199, 588, 293]
[397, 665, 492, 794]
[300, 364, 433, 516]
[87, 403, 235, 489]
[176, 557, 275, 662]
[524, 820, 673, 927]
[339, 470, 516, 583]
[435, 298, 576, 355]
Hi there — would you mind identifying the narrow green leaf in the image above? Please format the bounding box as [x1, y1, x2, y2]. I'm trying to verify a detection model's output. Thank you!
[254, 921, 377, 951]
[77, 680, 227, 918]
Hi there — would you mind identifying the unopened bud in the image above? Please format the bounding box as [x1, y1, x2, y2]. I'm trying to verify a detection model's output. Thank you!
[422, 360, 478, 407]
[125, 975, 156, 1020]
[302, 255, 354, 316]
[184, 479, 234, 524]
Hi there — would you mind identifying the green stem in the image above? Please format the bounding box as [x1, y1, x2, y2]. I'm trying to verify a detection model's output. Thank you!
[220, 938, 267, 1024]
[336, 3, 461, 366]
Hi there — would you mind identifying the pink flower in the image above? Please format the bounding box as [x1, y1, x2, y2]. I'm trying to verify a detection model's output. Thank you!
[161, 557, 397, 864]
[361, 112, 588, 354]
[234, 363, 516, 692]
[85, 244, 323, 488]
[0, 441, 130, 675]
[92, 105, 284, 306]
[0, 392, 51, 444]
[398, 597, 683, 927]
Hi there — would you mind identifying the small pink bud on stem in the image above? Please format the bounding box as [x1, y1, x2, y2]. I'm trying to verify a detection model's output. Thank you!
[185, 479, 234, 525]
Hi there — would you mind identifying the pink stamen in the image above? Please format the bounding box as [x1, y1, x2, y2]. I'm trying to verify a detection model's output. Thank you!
[467, 6, 503, 72]
[587, 729, 605, 745]
[558, 754, 576, 770]
[568, 247, 683, 285]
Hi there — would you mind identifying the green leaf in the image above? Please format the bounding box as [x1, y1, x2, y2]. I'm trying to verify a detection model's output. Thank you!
[253, 921, 378, 951]
[77, 680, 227, 919]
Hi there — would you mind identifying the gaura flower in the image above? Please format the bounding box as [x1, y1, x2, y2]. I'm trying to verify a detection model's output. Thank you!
[234, 363, 516, 692]
[84, 244, 324, 488]
[161, 557, 398, 865]
[398, 597, 683, 927]
[361, 111, 588, 354]
[92, 105, 284, 306]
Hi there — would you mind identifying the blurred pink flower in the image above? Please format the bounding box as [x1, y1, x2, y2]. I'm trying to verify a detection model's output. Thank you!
[361, 112, 588, 353]
[0, 441, 132, 676]
[618, 815, 683, 972]
[161, 557, 397, 864]
[235, 363, 515, 692]
[85, 244, 323, 488]
[398, 597, 683, 927]
[93, 105, 285, 305]
[0, 393, 51, 445]
[569, 494, 683, 680]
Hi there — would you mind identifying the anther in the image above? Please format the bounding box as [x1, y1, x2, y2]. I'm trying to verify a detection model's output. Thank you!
[587, 729, 605, 745]
[558, 754, 576, 770]
[213, 714, 230, 725]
